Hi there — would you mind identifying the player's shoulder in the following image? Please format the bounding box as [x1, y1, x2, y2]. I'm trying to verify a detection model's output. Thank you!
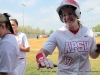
[82, 26, 93, 32]
[56, 26, 69, 35]
[54, 26, 68, 33]
[18, 31, 26, 36]
[82, 26, 94, 36]
[18, 31, 24, 35]
[2, 34, 15, 41]
[48, 26, 67, 38]
[0, 34, 18, 48]
[58, 26, 67, 31]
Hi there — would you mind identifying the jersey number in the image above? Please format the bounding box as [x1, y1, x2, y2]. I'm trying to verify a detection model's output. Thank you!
[63, 56, 73, 66]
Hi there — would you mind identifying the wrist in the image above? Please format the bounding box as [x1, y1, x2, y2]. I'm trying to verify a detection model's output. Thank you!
[36, 52, 46, 62]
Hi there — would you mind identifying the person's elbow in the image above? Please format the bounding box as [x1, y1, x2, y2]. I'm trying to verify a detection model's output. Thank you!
[26, 47, 30, 52]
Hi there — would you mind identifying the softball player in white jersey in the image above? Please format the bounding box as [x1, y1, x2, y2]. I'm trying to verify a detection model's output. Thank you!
[0, 13, 20, 75]
[10, 19, 30, 75]
[36, 0, 100, 75]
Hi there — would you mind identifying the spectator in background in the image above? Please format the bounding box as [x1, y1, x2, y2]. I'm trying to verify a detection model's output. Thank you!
[37, 34, 39, 39]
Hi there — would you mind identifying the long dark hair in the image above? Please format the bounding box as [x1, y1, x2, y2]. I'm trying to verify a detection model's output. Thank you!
[3, 13, 14, 34]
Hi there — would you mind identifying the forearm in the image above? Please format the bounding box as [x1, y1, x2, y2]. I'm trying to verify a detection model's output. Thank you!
[37, 48, 50, 57]
[36, 48, 55, 70]
[19, 46, 30, 52]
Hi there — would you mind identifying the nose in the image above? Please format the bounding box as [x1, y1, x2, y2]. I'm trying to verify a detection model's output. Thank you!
[62, 14, 70, 21]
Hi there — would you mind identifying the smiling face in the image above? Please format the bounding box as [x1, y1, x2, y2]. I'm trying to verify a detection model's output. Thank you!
[61, 7, 79, 30]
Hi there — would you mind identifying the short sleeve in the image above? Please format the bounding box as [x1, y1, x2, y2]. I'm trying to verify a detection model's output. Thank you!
[42, 31, 57, 54]
[0, 51, 11, 72]
[0, 42, 14, 73]
[22, 34, 30, 48]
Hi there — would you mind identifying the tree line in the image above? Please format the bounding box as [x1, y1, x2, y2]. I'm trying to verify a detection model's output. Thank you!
[18, 25, 54, 35]
[18, 24, 100, 35]
[93, 24, 100, 32]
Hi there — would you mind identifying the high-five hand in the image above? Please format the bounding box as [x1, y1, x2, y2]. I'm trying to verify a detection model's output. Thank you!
[36, 52, 55, 70]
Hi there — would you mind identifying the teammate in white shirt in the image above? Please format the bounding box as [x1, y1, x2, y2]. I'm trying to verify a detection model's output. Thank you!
[0, 13, 20, 75]
[10, 19, 30, 75]
[36, 0, 100, 75]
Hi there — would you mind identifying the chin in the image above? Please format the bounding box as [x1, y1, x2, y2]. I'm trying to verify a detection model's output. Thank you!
[67, 25, 73, 29]
[67, 23, 72, 27]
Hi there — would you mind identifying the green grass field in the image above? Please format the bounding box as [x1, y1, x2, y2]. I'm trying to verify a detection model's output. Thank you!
[25, 49, 100, 75]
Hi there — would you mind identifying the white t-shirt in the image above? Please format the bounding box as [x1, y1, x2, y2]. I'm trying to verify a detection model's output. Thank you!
[42, 26, 96, 75]
[15, 32, 30, 58]
[0, 34, 20, 75]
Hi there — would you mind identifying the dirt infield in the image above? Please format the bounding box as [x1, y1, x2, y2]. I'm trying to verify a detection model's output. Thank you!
[28, 38, 100, 50]
[28, 38, 48, 50]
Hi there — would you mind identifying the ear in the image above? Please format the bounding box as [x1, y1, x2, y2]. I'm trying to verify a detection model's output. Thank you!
[1, 23, 5, 29]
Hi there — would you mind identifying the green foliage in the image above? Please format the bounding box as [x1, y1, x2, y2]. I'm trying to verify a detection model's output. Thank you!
[40, 29, 45, 35]
[50, 30, 54, 34]
[18, 25, 55, 35]
[18, 26, 46, 34]
[92, 24, 100, 32]
[18, 26, 23, 32]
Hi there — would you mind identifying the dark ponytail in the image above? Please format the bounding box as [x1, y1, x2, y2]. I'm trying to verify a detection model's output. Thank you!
[3, 13, 14, 34]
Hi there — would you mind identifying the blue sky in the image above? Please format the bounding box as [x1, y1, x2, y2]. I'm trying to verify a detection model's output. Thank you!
[0, 0, 100, 32]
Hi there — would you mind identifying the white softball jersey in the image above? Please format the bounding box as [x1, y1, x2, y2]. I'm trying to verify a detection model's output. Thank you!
[42, 26, 96, 75]
[15, 32, 30, 75]
[15, 32, 30, 58]
[0, 34, 20, 75]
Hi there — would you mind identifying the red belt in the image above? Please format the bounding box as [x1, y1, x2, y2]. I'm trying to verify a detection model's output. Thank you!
[20, 58, 24, 59]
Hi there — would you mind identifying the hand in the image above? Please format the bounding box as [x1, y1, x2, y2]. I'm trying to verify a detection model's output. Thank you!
[36, 52, 55, 70]
[96, 43, 100, 53]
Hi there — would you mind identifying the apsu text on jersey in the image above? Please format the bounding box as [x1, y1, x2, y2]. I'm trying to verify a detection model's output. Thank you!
[64, 41, 89, 53]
